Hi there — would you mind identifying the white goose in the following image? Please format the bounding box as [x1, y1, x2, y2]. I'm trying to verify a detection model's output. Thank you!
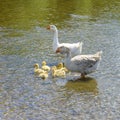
[56, 46, 102, 78]
[47, 25, 83, 57]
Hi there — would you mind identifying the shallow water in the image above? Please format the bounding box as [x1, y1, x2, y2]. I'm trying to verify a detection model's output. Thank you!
[0, 0, 120, 119]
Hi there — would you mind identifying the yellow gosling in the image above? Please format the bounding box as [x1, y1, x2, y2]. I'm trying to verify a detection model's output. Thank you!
[39, 72, 48, 80]
[34, 63, 45, 74]
[57, 62, 69, 73]
[51, 67, 66, 78]
[41, 61, 50, 72]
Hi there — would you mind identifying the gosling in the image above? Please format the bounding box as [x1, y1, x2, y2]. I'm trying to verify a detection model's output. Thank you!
[57, 62, 69, 73]
[39, 72, 48, 80]
[51, 66, 66, 78]
[34, 63, 45, 74]
[41, 61, 50, 72]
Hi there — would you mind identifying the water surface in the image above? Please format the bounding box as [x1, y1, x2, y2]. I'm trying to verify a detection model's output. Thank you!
[0, 0, 120, 119]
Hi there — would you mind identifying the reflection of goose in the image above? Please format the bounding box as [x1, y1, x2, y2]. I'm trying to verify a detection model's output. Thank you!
[65, 77, 98, 94]
[56, 46, 102, 78]
[47, 25, 83, 57]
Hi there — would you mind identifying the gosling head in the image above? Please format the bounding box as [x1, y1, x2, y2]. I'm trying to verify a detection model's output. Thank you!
[34, 63, 39, 69]
[42, 61, 47, 66]
[51, 66, 57, 72]
[57, 62, 64, 69]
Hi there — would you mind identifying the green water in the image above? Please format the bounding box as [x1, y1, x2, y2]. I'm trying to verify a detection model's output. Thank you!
[0, 0, 120, 119]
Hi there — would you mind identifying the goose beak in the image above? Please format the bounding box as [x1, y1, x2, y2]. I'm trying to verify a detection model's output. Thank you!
[47, 25, 50, 30]
[56, 48, 60, 53]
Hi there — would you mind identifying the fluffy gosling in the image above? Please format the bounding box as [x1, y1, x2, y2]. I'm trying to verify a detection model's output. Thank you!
[57, 62, 69, 73]
[41, 61, 50, 72]
[39, 72, 48, 80]
[34, 63, 45, 74]
[51, 66, 66, 78]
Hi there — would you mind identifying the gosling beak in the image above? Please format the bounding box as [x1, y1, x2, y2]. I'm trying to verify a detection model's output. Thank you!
[47, 25, 50, 30]
[56, 48, 60, 53]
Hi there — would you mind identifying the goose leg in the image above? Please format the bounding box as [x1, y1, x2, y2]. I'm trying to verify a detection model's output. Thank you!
[81, 73, 85, 78]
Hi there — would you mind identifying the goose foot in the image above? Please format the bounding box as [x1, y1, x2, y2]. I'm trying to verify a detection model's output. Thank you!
[81, 73, 86, 79]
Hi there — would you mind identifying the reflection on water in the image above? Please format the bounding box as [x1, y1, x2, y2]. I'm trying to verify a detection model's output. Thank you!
[65, 77, 98, 95]
[0, 0, 120, 119]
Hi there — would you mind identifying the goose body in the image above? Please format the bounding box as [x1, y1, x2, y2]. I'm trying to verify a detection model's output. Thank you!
[56, 46, 102, 78]
[47, 25, 83, 57]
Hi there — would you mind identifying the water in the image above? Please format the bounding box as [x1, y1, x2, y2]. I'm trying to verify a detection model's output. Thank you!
[0, 0, 120, 119]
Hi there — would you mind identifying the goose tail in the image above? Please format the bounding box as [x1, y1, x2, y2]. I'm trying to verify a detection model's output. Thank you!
[97, 51, 102, 57]
[94, 51, 103, 60]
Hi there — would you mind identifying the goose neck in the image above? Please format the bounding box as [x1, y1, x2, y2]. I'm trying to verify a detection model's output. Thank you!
[53, 29, 59, 44]
[65, 52, 71, 62]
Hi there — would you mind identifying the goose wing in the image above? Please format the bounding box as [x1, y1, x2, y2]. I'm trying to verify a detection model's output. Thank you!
[71, 55, 99, 69]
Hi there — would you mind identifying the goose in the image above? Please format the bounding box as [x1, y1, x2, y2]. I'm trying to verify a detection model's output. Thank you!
[47, 25, 83, 57]
[41, 61, 50, 72]
[56, 46, 102, 78]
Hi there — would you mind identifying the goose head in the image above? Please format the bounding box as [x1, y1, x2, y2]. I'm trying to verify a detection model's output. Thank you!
[56, 46, 70, 55]
[47, 25, 57, 32]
